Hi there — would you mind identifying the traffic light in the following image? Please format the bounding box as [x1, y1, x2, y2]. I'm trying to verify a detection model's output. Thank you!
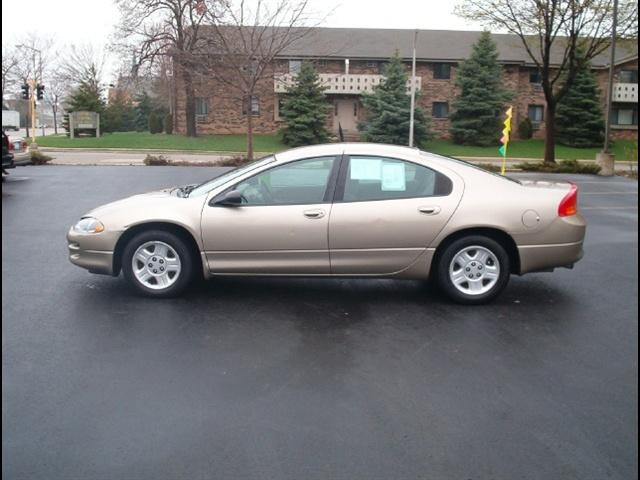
[36, 84, 45, 100]
[21, 84, 30, 100]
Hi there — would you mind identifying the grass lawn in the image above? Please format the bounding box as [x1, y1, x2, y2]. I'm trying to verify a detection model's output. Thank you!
[35, 131, 638, 161]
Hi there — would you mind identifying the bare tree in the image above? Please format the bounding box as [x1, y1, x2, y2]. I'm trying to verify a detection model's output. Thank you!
[455, 0, 638, 164]
[201, 0, 316, 160]
[113, 0, 214, 137]
[45, 75, 67, 135]
[2, 45, 20, 105]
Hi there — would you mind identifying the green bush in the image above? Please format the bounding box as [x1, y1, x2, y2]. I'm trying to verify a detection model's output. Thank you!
[148, 113, 163, 134]
[30, 151, 53, 165]
[515, 159, 601, 174]
[517, 118, 533, 140]
[164, 114, 174, 135]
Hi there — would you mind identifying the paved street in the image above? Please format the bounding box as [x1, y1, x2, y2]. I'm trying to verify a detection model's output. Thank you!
[2, 166, 638, 480]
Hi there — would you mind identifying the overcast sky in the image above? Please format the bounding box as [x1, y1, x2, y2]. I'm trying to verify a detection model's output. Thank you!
[2, 0, 487, 82]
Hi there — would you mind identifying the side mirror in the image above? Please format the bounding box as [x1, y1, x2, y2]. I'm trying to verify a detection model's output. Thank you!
[212, 189, 244, 206]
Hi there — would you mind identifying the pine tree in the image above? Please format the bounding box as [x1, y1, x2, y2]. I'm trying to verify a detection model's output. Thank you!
[66, 78, 105, 113]
[279, 62, 331, 147]
[358, 53, 430, 146]
[103, 90, 136, 133]
[133, 91, 153, 132]
[556, 57, 605, 147]
[450, 31, 512, 146]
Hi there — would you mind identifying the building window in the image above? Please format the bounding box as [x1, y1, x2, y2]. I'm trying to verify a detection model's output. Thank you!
[195, 97, 209, 120]
[432, 102, 449, 118]
[316, 59, 327, 67]
[366, 60, 378, 68]
[243, 96, 260, 116]
[529, 70, 542, 83]
[433, 63, 451, 80]
[612, 106, 638, 126]
[528, 105, 544, 123]
[289, 60, 302, 74]
[275, 96, 287, 121]
[619, 70, 638, 83]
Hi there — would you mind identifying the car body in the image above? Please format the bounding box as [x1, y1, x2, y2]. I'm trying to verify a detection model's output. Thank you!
[2, 132, 15, 171]
[67, 143, 586, 303]
[6, 134, 30, 165]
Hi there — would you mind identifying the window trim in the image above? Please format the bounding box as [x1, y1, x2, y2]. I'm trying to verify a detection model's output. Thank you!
[333, 155, 453, 204]
[619, 69, 638, 83]
[528, 104, 545, 123]
[432, 101, 450, 119]
[211, 155, 344, 207]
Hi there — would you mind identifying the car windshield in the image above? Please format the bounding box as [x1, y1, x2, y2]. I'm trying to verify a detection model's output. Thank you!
[186, 155, 276, 197]
[420, 151, 521, 185]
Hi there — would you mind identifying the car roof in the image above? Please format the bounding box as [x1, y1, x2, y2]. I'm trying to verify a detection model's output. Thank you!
[274, 142, 422, 163]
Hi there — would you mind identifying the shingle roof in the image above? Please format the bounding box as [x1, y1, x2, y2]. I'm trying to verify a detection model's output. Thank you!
[208, 26, 637, 68]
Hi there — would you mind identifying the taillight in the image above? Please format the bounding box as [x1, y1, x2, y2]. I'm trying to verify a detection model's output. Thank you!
[558, 182, 578, 217]
[8, 141, 14, 152]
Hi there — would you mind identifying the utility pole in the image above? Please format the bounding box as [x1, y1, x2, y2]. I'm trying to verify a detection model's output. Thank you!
[597, 0, 618, 176]
[408, 29, 418, 148]
[16, 44, 42, 146]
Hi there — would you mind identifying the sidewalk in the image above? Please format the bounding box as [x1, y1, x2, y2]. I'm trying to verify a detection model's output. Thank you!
[39, 147, 637, 171]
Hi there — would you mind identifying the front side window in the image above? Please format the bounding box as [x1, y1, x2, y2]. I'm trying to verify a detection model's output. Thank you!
[234, 157, 335, 205]
[343, 156, 452, 202]
[528, 105, 544, 123]
[619, 70, 638, 83]
[612, 106, 638, 125]
[433, 63, 451, 80]
[432, 102, 449, 118]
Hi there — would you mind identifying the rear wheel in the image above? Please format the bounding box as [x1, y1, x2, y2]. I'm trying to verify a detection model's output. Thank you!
[436, 235, 510, 304]
[122, 230, 194, 298]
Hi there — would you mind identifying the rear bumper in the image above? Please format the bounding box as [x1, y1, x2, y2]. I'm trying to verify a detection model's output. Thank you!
[518, 240, 584, 274]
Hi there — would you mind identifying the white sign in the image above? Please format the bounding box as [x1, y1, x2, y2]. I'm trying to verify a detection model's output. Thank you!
[381, 162, 406, 191]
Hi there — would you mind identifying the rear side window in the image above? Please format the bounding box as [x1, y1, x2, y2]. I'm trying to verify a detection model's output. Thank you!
[343, 156, 452, 202]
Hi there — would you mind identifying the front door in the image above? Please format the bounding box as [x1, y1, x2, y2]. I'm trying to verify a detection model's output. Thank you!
[201, 156, 339, 274]
[333, 99, 358, 134]
[329, 155, 462, 275]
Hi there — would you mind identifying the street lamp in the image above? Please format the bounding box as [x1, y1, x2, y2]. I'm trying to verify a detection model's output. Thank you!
[15, 44, 42, 144]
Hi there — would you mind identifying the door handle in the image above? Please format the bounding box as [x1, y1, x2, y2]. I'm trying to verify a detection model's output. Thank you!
[418, 206, 441, 215]
[303, 209, 325, 219]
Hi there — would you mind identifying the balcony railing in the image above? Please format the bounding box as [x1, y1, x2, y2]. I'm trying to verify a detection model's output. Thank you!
[274, 73, 421, 95]
[612, 82, 638, 103]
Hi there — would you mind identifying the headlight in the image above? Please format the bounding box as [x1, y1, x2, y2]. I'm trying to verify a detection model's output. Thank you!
[73, 217, 105, 233]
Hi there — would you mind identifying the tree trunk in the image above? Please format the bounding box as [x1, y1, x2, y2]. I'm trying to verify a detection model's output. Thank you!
[544, 102, 557, 164]
[52, 108, 58, 135]
[247, 112, 254, 161]
[183, 69, 197, 137]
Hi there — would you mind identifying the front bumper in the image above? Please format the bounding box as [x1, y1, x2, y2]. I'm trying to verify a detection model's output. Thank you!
[67, 227, 119, 275]
[518, 240, 584, 274]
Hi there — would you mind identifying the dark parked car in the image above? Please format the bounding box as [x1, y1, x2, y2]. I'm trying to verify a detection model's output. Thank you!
[2, 131, 15, 175]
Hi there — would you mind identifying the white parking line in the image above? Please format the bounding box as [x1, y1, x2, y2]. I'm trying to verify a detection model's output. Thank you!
[581, 192, 638, 195]
[581, 206, 638, 210]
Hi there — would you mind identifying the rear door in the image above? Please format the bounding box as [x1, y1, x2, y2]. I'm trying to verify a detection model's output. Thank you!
[329, 155, 463, 275]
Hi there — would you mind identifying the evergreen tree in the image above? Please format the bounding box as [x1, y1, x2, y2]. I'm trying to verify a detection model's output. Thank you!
[103, 90, 136, 133]
[450, 31, 512, 146]
[66, 77, 105, 113]
[280, 62, 332, 147]
[133, 91, 153, 131]
[358, 53, 430, 146]
[556, 57, 605, 147]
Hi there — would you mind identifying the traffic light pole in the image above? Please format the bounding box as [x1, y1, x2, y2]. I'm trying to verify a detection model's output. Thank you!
[30, 51, 37, 145]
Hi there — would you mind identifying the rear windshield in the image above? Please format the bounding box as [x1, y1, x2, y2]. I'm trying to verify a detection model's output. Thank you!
[419, 151, 521, 185]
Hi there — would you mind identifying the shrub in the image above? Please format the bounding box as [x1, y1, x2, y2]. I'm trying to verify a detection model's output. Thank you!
[148, 112, 163, 134]
[475, 162, 502, 173]
[30, 151, 53, 165]
[164, 114, 174, 135]
[143, 154, 170, 166]
[517, 118, 533, 140]
[216, 155, 248, 167]
[515, 159, 601, 174]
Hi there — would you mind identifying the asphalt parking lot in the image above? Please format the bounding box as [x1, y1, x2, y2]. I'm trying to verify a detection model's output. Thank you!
[2, 166, 638, 480]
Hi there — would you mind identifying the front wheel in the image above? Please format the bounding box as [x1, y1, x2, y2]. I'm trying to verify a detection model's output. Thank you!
[436, 236, 510, 305]
[122, 230, 194, 298]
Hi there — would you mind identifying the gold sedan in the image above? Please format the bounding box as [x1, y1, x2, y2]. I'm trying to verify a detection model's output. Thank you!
[68, 143, 585, 304]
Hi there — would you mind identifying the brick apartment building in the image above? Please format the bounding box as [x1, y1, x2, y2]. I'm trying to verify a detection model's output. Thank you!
[173, 28, 638, 142]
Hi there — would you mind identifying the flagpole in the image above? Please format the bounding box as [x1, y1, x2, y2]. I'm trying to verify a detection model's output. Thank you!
[408, 29, 418, 147]
[499, 106, 513, 175]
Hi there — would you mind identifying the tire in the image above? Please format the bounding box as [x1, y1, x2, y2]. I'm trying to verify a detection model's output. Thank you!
[122, 229, 194, 298]
[436, 235, 510, 305]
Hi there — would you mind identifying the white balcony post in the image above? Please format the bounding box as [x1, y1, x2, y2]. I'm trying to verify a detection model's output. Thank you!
[345, 59, 349, 75]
